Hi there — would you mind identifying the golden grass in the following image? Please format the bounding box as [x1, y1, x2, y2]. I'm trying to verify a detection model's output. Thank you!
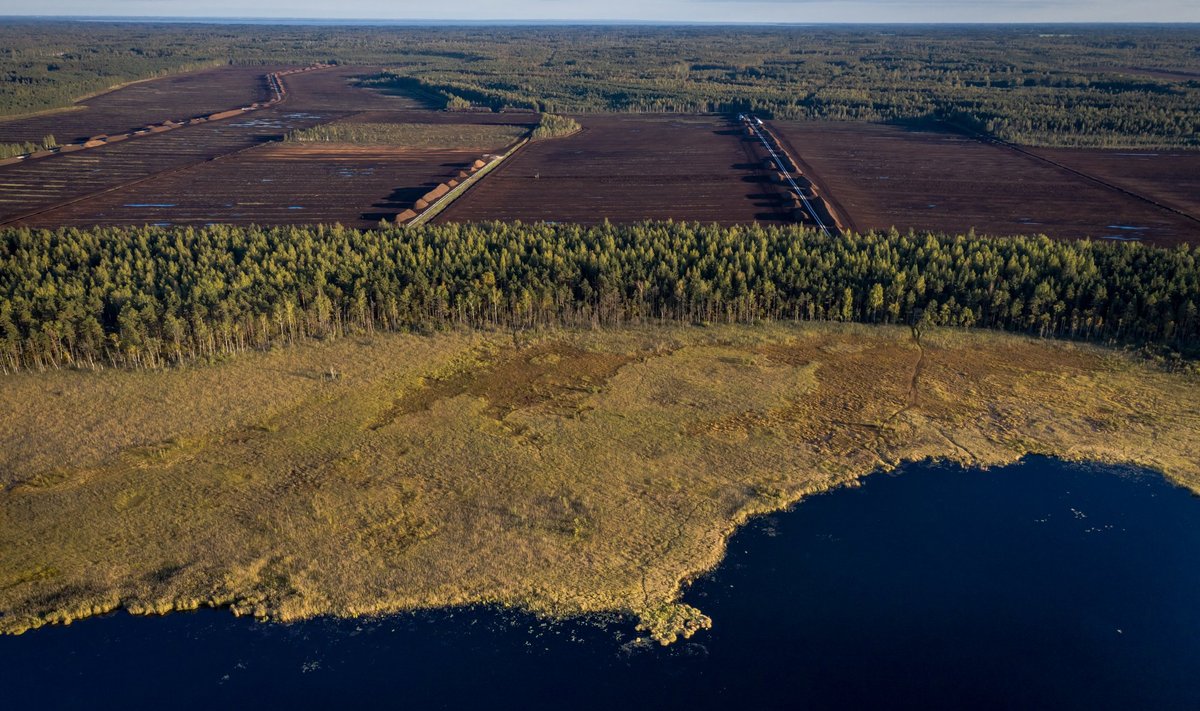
[1, 323, 1197, 643]
[284, 122, 528, 150]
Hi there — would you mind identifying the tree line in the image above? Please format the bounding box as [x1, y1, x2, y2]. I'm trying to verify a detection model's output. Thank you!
[0, 134, 56, 160]
[1, 222, 1196, 372]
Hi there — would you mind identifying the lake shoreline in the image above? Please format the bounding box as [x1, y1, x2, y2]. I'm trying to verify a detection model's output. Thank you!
[2, 323, 1198, 641]
[3, 456, 1198, 709]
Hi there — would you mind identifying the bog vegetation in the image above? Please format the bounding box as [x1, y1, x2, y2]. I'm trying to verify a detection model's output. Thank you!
[1, 222, 1196, 371]
[1, 22, 1197, 147]
[283, 122, 527, 149]
[2, 323, 1199, 640]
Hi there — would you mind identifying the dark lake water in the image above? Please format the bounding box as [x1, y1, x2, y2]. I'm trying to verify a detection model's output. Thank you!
[4, 456, 1199, 710]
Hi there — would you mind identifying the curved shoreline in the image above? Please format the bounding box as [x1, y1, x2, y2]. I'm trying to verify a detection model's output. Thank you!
[1, 323, 1197, 641]
[4, 453, 1191, 645]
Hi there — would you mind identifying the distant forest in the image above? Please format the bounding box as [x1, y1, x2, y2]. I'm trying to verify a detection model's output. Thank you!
[2, 222, 1196, 371]
[0, 22, 1197, 147]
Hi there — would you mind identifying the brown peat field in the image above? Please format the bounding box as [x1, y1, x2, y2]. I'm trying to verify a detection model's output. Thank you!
[769, 120, 1200, 245]
[2, 62, 1198, 245]
[435, 114, 794, 226]
[0, 65, 533, 230]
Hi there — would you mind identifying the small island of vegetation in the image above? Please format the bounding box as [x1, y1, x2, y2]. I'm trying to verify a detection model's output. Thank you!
[284, 122, 528, 149]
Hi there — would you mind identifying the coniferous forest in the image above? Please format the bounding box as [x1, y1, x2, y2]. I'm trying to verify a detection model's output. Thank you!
[1, 222, 1196, 371]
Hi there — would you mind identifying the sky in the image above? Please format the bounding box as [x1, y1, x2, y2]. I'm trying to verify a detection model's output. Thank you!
[1, 0, 1197, 24]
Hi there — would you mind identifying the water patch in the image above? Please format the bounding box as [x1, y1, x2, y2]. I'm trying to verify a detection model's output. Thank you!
[230, 119, 285, 129]
[1, 458, 1197, 708]
[124, 203, 176, 208]
[337, 168, 377, 178]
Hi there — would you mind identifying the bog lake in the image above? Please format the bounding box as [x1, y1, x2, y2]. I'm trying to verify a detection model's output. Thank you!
[3, 456, 1198, 709]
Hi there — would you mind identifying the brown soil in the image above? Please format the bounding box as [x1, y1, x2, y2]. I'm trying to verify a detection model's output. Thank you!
[0, 110, 338, 225]
[272, 67, 425, 112]
[1027, 147, 1200, 221]
[769, 120, 1200, 245]
[0, 66, 484, 228]
[0, 65, 279, 145]
[16, 144, 486, 229]
[435, 115, 792, 225]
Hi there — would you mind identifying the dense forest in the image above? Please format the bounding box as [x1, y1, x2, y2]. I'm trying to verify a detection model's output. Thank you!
[1, 222, 1196, 372]
[1, 22, 1197, 147]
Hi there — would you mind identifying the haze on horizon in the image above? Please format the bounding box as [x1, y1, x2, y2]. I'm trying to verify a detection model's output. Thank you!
[2, 0, 1199, 24]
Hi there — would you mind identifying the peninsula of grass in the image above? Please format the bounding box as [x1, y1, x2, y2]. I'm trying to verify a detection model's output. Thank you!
[284, 122, 528, 149]
[1, 322, 1198, 644]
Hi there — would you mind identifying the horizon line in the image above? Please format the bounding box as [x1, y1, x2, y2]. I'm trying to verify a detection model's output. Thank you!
[3, 15, 1200, 26]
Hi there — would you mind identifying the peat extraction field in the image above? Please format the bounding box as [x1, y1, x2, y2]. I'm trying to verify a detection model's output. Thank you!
[0, 64, 277, 145]
[25, 141, 526, 229]
[272, 66, 425, 113]
[0, 111, 334, 225]
[436, 114, 792, 225]
[0, 65, 537, 228]
[1027, 147, 1200, 222]
[770, 121, 1200, 245]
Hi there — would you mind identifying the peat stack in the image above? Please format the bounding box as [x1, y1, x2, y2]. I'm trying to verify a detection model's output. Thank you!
[809, 198, 839, 229]
[421, 184, 451, 203]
